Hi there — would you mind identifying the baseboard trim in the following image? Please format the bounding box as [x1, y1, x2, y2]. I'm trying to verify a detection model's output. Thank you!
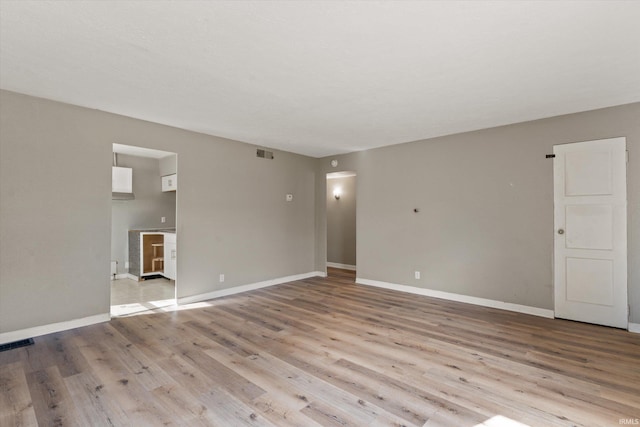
[356, 277, 554, 319]
[327, 262, 356, 271]
[0, 313, 110, 345]
[178, 271, 325, 305]
[629, 323, 640, 334]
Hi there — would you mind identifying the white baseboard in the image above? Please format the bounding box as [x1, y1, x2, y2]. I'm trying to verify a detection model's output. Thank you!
[0, 313, 110, 345]
[327, 262, 356, 271]
[629, 323, 640, 334]
[178, 271, 325, 305]
[356, 277, 554, 319]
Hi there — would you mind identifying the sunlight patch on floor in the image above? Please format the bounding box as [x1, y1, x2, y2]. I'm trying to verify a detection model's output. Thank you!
[111, 299, 215, 317]
[475, 415, 530, 427]
[111, 298, 176, 317]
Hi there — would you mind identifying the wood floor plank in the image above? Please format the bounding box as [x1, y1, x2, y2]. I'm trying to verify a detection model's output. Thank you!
[312, 288, 638, 394]
[75, 341, 180, 426]
[172, 341, 266, 402]
[300, 398, 372, 427]
[278, 334, 552, 425]
[63, 371, 130, 427]
[0, 362, 38, 427]
[151, 384, 220, 426]
[240, 349, 432, 426]
[40, 331, 90, 378]
[197, 386, 277, 427]
[1, 268, 639, 426]
[271, 348, 437, 426]
[192, 309, 426, 426]
[203, 347, 312, 412]
[26, 366, 82, 426]
[154, 352, 222, 396]
[251, 394, 325, 427]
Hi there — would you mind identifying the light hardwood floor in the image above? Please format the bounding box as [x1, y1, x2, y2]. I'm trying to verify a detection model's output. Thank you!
[2, 268, 639, 426]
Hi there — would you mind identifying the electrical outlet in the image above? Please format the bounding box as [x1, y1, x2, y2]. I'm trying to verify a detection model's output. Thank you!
[219, 274, 225, 283]
[414, 271, 421, 280]
[161, 217, 166, 223]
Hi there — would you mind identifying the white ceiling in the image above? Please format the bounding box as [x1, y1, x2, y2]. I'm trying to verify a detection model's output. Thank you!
[1, 1, 639, 158]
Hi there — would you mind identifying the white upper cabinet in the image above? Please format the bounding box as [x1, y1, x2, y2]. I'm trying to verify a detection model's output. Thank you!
[162, 174, 177, 192]
[112, 166, 133, 193]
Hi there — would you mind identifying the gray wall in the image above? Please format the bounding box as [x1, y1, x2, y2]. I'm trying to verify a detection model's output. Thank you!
[326, 176, 356, 266]
[0, 90, 316, 335]
[315, 103, 640, 323]
[111, 154, 176, 275]
[2, 88, 638, 338]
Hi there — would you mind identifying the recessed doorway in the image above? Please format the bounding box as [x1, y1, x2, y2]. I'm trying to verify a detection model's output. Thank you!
[326, 171, 356, 278]
[110, 143, 178, 316]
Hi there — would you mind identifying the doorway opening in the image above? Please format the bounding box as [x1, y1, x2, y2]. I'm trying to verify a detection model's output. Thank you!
[326, 171, 356, 281]
[110, 143, 178, 316]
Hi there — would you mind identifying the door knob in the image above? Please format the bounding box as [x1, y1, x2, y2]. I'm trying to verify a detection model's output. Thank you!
[558, 229, 565, 235]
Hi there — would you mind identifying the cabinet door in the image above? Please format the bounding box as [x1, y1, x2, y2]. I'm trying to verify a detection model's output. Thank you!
[113, 167, 132, 193]
[164, 242, 176, 280]
[162, 174, 177, 192]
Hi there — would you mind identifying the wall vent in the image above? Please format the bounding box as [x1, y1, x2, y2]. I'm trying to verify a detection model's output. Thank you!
[256, 149, 274, 159]
[0, 338, 34, 353]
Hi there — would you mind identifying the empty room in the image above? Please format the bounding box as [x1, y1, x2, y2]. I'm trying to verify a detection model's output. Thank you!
[1, 1, 639, 426]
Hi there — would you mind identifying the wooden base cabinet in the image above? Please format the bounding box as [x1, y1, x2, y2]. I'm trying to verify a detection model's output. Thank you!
[141, 233, 164, 276]
[128, 230, 176, 280]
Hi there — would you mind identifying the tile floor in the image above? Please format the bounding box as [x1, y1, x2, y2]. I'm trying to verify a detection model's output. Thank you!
[110, 277, 175, 317]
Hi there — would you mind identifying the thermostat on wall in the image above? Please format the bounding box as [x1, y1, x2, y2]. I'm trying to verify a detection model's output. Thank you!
[331, 159, 338, 167]
[286, 194, 293, 202]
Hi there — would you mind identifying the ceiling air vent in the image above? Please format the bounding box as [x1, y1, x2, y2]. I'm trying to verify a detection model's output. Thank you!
[256, 149, 274, 159]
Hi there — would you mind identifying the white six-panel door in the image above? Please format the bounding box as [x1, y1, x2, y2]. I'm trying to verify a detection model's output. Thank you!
[553, 137, 627, 328]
